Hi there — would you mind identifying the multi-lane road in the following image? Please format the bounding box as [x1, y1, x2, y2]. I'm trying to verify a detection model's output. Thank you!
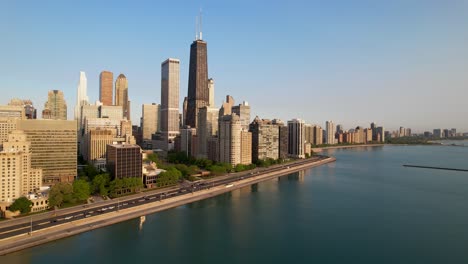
[0, 155, 329, 241]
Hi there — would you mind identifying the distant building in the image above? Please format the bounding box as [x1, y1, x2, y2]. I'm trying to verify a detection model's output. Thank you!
[106, 144, 142, 180]
[197, 106, 219, 158]
[186, 36, 209, 129]
[232, 101, 251, 131]
[443, 129, 450, 138]
[219, 114, 241, 166]
[450, 128, 457, 137]
[99, 71, 114, 106]
[207, 136, 218, 162]
[249, 116, 279, 162]
[82, 129, 114, 170]
[313, 125, 323, 145]
[74, 71, 89, 131]
[423, 131, 431, 138]
[142, 103, 160, 141]
[17, 120, 77, 183]
[42, 90, 67, 120]
[272, 119, 288, 160]
[180, 127, 197, 157]
[433, 129, 442, 138]
[115, 74, 130, 120]
[8, 99, 36, 119]
[240, 131, 252, 165]
[376, 126, 385, 142]
[325, 121, 336, 145]
[288, 119, 305, 159]
[160, 58, 180, 150]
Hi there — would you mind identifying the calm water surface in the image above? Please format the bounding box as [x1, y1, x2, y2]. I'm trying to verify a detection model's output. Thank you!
[4, 145, 468, 263]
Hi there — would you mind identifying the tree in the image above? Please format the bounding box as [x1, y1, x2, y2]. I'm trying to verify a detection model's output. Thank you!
[73, 179, 91, 202]
[48, 182, 74, 208]
[9, 197, 33, 214]
[92, 173, 110, 196]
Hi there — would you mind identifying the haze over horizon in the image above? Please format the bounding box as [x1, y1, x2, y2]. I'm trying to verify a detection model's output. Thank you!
[2, 0, 467, 132]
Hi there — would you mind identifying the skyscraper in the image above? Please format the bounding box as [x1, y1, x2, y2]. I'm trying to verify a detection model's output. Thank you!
[325, 120, 336, 145]
[115, 74, 130, 120]
[208, 78, 215, 107]
[42, 90, 67, 120]
[186, 25, 209, 128]
[100, 71, 113, 105]
[219, 114, 241, 166]
[74, 71, 88, 130]
[232, 101, 251, 131]
[197, 106, 219, 158]
[106, 144, 142, 180]
[288, 119, 305, 159]
[142, 103, 160, 141]
[160, 58, 180, 150]
[249, 117, 279, 162]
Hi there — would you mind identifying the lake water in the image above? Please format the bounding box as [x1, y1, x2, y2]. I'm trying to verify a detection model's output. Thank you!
[4, 145, 468, 263]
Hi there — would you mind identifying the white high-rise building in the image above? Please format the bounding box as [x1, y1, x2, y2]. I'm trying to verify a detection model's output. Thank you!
[160, 58, 180, 150]
[325, 120, 336, 145]
[208, 78, 215, 107]
[74, 71, 88, 130]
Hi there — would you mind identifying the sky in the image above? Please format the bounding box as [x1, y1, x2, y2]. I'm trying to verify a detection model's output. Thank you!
[1, 0, 468, 132]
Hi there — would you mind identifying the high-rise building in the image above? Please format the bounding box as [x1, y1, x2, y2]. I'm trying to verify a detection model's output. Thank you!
[399, 127, 405, 137]
[0, 105, 24, 120]
[74, 71, 89, 130]
[219, 114, 241, 166]
[313, 125, 323, 145]
[288, 119, 305, 159]
[42, 90, 67, 120]
[249, 117, 279, 162]
[232, 101, 251, 131]
[304, 124, 314, 145]
[240, 131, 252, 165]
[207, 136, 218, 162]
[336, 124, 344, 134]
[376, 126, 385, 142]
[142, 103, 160, 141]
[1, 130, 42, 197]
[197, 106, 219, 158]
[106, 144, 142, 180]
[17, 120, 77, 183]
[8, 99, 36, 119]
[450, 128, 457, 137]
[186, 29, 209, 128]
[160, 58, 180, 150]
[443, 129, 450, 138]
[433, 129, 442, 138]
[115, 74, 130, 120]
[100, 71, 114, 106]
[180, 127, 197, 157]
[208, 78, 215, 107]
[272, 119, 288, 160]
[182, 97, 188, 126]
[219, 95, 235, 117]
[325, 121, 336, 145]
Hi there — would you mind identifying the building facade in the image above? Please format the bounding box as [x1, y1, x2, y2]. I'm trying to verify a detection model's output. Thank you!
[17, 120, 77, 183]
[196, 106, 219, 158]
[325, 120, 336, 145]
[74, 71, 89, 131]
[106, 144, 142, 180]
[240, 131, 252, 165]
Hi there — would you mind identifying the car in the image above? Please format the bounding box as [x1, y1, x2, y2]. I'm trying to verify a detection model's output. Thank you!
[65, 216, 73, 220]
[50, 219, 58, 223]
[88, 211, 94, 214]
[108, 206, 115, 209]
[85, 214, 91, 218]
[123, 203, 128, 206]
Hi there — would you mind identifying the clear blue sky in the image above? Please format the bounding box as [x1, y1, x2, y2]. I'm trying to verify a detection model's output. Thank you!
[2, 0, 467, 132]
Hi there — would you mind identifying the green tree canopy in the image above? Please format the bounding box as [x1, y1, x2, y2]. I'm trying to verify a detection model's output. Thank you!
[48, 182, 74, 208]
[92, 173, 110, 196]
[9, 197, 33, 214]
[73, 179, 91, 202]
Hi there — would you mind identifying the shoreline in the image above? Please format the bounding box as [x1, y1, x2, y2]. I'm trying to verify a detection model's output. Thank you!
[0, 157, 336, 256]
[313, 144, 384, 152]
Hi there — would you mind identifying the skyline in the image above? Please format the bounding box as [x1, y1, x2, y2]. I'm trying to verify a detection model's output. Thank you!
[2, 1, 468, 131]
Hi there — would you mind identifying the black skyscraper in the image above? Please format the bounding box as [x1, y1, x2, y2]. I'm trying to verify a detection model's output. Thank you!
[186, 39, 209, 128]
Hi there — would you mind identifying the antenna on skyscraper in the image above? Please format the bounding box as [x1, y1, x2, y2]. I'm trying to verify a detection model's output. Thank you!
[195, 16, 199, 40]
[199, 8, 203, 40]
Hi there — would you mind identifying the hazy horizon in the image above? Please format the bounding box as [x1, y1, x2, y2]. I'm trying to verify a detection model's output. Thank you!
[2, 1, 467, 132]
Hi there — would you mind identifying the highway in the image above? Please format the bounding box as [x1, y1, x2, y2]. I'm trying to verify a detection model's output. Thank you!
[0, 155, 328, 241]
